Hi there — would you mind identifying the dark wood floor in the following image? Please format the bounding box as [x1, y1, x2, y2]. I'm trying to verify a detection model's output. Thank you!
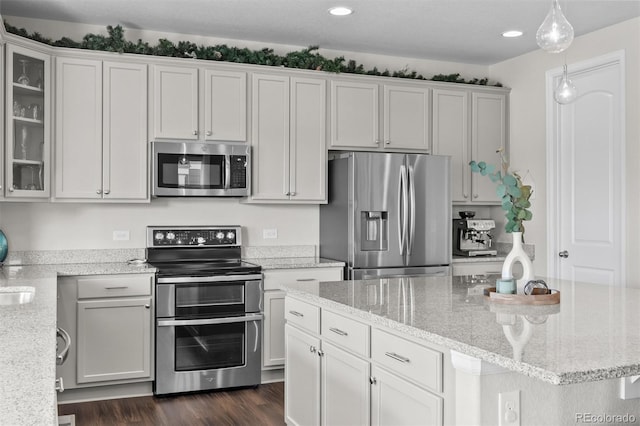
[58, 383, 285, 426]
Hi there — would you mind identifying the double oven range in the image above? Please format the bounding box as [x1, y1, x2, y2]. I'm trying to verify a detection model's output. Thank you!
[146, 226, 263, 396]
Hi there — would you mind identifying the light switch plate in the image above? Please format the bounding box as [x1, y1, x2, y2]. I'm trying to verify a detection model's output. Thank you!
[113, 230, 130, 241]
[263, 229, 278, 239]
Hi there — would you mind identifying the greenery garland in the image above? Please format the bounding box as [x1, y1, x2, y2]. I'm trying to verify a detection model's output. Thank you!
[4, 22, 501, 87]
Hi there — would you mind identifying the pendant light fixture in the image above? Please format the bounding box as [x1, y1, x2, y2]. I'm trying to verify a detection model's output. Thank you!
[536, 0, 574, 53]
[554, 64, 577, 104]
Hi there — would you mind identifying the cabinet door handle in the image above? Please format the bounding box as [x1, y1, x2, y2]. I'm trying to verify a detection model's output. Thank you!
[206, 130, 212, 136]
[56, 327, 72, 366]
[105, 286, 128, 290]
[309, 345, 317, 353]
[385, 351, 411, 363]
[289, 310, 304, 318]
[384, 140, 391, 145]
[290, 192, 296, 196]
[369, 376, 377, 385]
[329, 327, 348, 337]
[96, 189, 102, 194]
[285, 191, 291, 196]
[103, 190, 110, 195]
[8, 187, 14, 192]
[55, 378, 64, 393]
[144, 304, 150, 309]
[463, 193, 468, 199]
[473, 194, 478, 199]
[192, 130, 198, 135]
[317, 350, 325, 357]
[374, 140, 381, 145]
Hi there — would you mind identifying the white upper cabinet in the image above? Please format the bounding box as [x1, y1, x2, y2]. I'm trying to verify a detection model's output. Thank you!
[251, 73, 326, 203]
[152, 65, 199, 139]
[383, 85, 430, 151]
[55, 57, 148, 201]
[432, 88, 506, 204]
[330, 80, 379, 149]
[151, 65, 247, 142]
[5, 44, 51, 198]
[203, 69, 247, 141]
[330, 80, 431, 152]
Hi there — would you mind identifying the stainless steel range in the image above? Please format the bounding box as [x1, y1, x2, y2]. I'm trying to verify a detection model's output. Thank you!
[146, 226, 263, 396]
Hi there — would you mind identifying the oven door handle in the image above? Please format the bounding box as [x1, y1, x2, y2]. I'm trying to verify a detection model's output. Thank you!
[157, 274, 263, 284]
[157, 313, 264, 327]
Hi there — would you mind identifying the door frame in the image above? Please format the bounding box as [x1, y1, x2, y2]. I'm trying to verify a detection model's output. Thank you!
[545, 50, 626, 281]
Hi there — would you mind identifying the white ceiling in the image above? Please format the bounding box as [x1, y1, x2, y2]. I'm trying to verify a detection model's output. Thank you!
[1, 0, 639, 65]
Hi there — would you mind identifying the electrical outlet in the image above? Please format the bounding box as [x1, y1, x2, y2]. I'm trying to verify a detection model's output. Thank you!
[499, 390, 520, 426]
[262, 229, 278, 239]
[113, 230, 130, 241]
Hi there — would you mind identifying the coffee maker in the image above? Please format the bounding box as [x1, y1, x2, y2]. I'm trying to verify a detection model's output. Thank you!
[453, 211, 497, 256]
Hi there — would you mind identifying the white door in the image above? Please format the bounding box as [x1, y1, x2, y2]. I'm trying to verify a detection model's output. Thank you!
[321, 341, 370, 426]
[383, 85, 430, 151]
[103, 61, 148, 200]
[284, 324, 321, 426]
[290, 77, 326, 202]
[203, 69, 246, 141]
[547, 52, 625, 285]
[370, 365, 443, 426]
[55, 57, 103, 199]
[330, 80, 379, 149]
[152, 65, 198, 139]
[251, 73, 290, 200]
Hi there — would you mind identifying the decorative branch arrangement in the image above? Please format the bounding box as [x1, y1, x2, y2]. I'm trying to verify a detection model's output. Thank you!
[4, 22, 502, 87]
[469, 149, 533, 234]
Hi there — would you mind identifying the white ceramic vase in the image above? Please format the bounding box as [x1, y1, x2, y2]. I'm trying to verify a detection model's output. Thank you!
[501, 231, 534, 293]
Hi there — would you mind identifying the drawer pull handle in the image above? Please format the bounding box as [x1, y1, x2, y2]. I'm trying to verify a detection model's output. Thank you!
[329, 327, 348, 337]
[385, 352, 411, 364]
[296, 278, 315, 282]
[289, 310, 304, 318]
[105, 286, 129, 290]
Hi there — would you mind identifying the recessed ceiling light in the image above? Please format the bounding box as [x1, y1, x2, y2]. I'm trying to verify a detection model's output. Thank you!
[502, 30, 524, 38]
[328, 6, 353, 16]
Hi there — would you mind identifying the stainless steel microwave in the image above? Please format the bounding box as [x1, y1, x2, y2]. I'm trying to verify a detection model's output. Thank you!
[151, 141, 250, 197]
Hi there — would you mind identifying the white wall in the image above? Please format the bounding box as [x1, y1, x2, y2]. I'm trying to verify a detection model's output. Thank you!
[489, 17, 640, 285]
[0, 200, 318, 251]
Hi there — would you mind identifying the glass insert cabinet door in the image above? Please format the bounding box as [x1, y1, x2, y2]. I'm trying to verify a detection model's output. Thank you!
[5, 44, 50, 197]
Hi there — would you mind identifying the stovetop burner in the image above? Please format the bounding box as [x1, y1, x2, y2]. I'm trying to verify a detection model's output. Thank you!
[152, 259, 261, 278]
[146, 226, 261, 279]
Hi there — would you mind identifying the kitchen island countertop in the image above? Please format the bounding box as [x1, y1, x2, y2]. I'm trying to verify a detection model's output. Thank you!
[0, 262, 155, 426]
[282, 275, 640, 385]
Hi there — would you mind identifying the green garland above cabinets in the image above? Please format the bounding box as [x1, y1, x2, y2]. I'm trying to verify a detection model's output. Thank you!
[4, 22, 502, 87]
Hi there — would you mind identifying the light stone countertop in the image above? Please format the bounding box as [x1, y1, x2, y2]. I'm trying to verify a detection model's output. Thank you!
[282, 275, 640, 385]
[0, 262, 156, 426]
[245, 257, 345, 270]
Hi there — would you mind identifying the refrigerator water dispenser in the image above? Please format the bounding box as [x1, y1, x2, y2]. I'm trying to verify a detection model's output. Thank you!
[361, 211, 388, 251]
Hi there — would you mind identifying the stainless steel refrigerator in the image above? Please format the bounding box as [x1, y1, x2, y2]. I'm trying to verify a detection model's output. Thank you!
[320, 152, 451, 279]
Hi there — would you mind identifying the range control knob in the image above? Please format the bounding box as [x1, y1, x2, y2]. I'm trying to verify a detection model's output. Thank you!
[226, 231, 235, 241]
[216, 231, 225, 240]
[154, 232, 165, 241]
[197, 237, 206, 245]
[166, 232, 176, 240]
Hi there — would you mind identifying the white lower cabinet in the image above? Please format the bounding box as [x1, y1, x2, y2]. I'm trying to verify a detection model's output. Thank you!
[263, 267, 343, 369]
[56, 274, 154, 389]
[284, 295, 446, 426]
[322, 341, 370, 426]
[370, 365, 443, 426]
[285, 324, 321, 426]
[77, 297, 152, 383]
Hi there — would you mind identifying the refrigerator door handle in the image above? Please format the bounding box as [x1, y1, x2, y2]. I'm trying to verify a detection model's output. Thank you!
[397, 165, 408, 254]
[408, 165, 416, 256]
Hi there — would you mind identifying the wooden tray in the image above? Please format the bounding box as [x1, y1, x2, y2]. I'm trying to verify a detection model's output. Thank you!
[483, 287, 560, 305]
